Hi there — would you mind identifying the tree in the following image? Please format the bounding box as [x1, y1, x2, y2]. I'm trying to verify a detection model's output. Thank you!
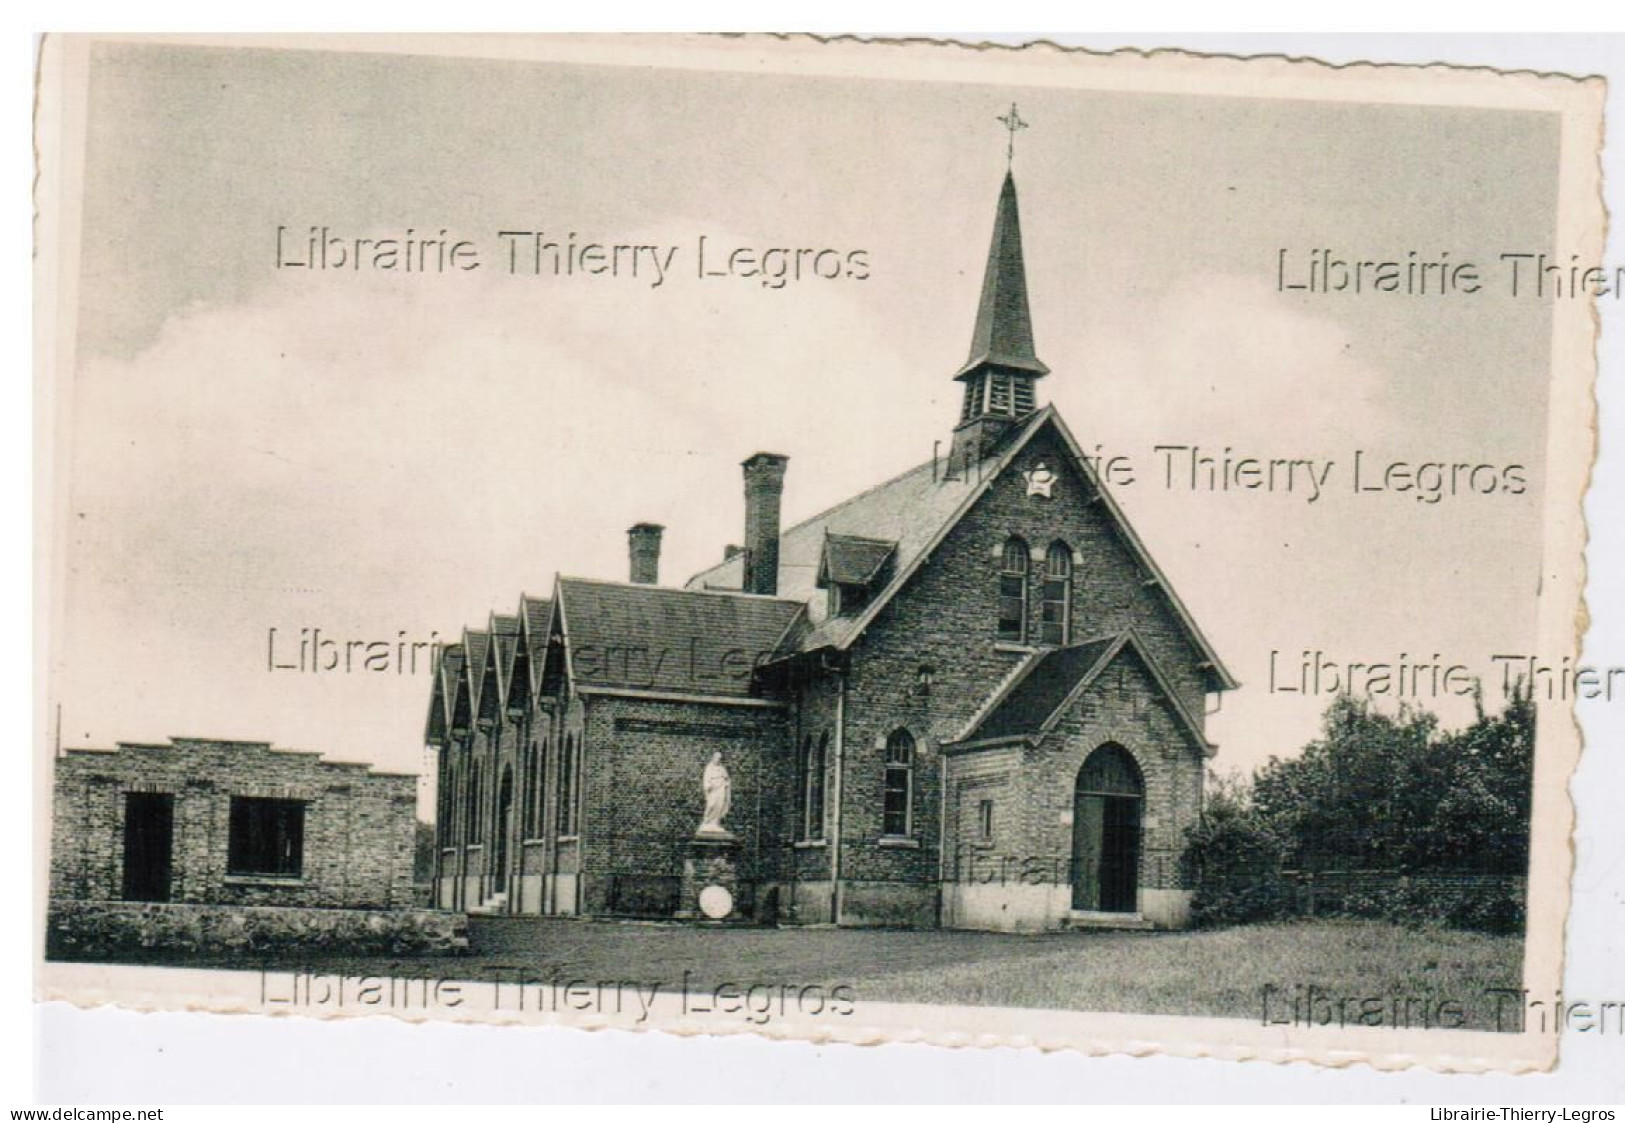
[1250, 695, 1436, 871]
[1183, 689, 1534, 931]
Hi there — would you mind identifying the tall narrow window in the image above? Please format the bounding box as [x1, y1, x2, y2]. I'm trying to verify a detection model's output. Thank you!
[446, 758, 460, 845]
[523, 737, 539, 838]
[998, 537, 1029, 642]
[466, 761, 482, 844]
[1041, 542, 1073, 645]
[557, 733, 576, 836]
[802, 732, 827, 840]
[883, 730, 915, 837]
[436, 755, 452, 846]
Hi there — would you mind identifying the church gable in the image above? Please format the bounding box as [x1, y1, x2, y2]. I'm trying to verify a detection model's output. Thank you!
[956, 632, 1213, 758]
[816, 411, 1233, 704]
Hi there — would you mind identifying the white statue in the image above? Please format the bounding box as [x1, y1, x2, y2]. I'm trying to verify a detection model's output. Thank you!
[698, 751, 733, 837]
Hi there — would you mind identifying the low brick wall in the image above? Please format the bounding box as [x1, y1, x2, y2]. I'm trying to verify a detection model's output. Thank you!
[46, 900, 469, 962]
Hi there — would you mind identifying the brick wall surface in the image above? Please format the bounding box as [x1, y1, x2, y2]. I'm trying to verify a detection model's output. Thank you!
[829, 428, 1210, 902]
[579, 696, 789, 916]
[50, 739, 416, 911]
[426, 425, 1221, 927]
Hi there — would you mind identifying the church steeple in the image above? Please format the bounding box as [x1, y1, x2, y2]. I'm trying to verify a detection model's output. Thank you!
[958, 171, 1048, 382]
[949, 165, 1048, 473]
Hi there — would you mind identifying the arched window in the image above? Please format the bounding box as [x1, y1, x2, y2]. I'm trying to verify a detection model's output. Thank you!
[436, 753, 453, 847]
[557, 733, 577, 837]
[998, 536, 1030, 642]
[523, 736, 542, 838]
[1040, 541, 1073, 645]
[883, 729, 916, 837]
[466, 760, 482, 845]
[802, 732, 827, 840]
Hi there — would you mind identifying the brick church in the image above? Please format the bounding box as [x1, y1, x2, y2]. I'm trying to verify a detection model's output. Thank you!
[425, 165, 1237, 931]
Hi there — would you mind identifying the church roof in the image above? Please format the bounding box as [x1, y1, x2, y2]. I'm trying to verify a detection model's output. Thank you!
[956, 631, 1215, 756]
[490, 612, 521, 704]
[426, 643, 466, 742]
[969, 637, 1117, 743]
[817, 533, 897, 588]
[554, 577, 804, 699]
[957, 171, 1048, 380]
[518, 594, 553, 692]
[463, 628, 491, 719]
[685, 433, 1005, 652]
[685, 406, 1237, 691]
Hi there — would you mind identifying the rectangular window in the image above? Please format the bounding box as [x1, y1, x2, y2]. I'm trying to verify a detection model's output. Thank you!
[977, 798, 994, 843]
[1012, 379, 1035, 415]
[227, 797, 305, 878]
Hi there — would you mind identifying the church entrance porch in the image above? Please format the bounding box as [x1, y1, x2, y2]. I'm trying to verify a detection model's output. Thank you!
[1070, 743, 1143, 914]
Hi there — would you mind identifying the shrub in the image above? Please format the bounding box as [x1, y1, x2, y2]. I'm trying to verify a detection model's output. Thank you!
[1182, 776, 1290, 927]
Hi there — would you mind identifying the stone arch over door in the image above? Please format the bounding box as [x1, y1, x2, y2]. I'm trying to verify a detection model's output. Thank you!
[1071, 742, 1143, 913]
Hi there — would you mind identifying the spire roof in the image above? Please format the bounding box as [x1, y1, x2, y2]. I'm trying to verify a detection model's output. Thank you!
[957, 171, 1048, 380]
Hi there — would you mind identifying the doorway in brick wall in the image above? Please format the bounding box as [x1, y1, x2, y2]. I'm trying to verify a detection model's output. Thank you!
[121, 791, 174, 902]
[1071, 744, 1142, 913]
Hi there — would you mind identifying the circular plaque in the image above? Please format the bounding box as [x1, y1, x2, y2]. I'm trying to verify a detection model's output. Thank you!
[698, 884, 733, 920]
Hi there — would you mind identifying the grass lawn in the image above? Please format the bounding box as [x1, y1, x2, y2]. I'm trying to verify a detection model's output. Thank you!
[154, 916, 1522, 1028]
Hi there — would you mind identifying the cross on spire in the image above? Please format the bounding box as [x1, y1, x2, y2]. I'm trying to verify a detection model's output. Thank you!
[997, 102, 1029, 167]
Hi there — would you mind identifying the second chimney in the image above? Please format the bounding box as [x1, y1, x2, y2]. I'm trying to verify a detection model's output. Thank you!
[628, 522, 664, 585]
[741, 452, 788, 596]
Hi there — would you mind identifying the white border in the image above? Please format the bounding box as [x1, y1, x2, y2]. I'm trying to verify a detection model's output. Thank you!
[20, 31, 1625, 1105]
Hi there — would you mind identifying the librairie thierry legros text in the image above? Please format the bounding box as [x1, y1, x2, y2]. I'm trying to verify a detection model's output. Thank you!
[1081, 445, 1525, 505]
[273, 226, 868, 288]
[1278, 248, 1621, 299]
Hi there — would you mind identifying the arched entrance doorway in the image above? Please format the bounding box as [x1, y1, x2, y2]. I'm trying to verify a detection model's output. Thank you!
[1072, 743, 1143, 913]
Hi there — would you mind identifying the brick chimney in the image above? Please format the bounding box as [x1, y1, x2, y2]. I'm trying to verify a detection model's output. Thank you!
[741, 453, 788, 596]
[627, 522, 663, 585]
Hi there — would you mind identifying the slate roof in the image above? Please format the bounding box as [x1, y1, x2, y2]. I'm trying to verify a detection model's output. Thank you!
[521, 595, 551, 651]
[462, 629, 490, 719]
[959, 171, 1048, 379]
[518, 595, 553, 689]
[555, 577, 804, 699]
[817, 533, 896, 588]
[685, 411, 1052, 652]
[427, 644, 466, 741]
[683, 406, 1237, 690]
[957, 631, 1214, 755]
[967, 637, 1116, 742]
[490, 612, 520, 703]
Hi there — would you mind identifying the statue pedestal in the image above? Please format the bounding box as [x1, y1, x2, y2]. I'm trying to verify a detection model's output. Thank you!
[675, 833, 741, 921]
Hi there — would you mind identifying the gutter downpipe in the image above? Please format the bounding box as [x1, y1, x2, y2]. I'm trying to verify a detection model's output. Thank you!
[830, 671, 846, 925]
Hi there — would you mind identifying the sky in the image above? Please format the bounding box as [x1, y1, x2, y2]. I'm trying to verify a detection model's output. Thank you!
[52, 40, 1566, 808]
